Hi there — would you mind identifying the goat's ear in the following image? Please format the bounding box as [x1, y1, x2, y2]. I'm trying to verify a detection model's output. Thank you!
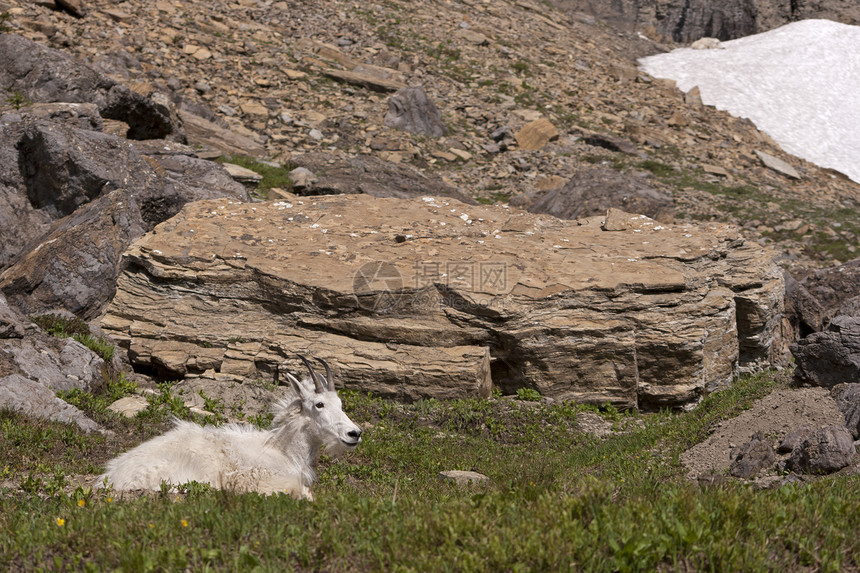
[285, 373, 310, 402]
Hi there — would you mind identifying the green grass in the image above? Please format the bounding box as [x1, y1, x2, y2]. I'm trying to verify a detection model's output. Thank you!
[31, 313, 116, 362]
[58, 372, 138, 417]
[216, 156, 295, 199]
[2, 371, 860, 570]
[633, 158, 860, 261]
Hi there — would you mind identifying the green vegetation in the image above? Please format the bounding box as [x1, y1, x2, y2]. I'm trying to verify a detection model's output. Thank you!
[475, 190, 512, 205]
[4, 89, 31, 110]
[0, 11, 11, 31]
[216, 156, 295, 199]
[511, 60, 532, 76]
[515, 387, 541, 402]
[3, 371, 860, 570]
[636, 159, 860, 261]
[31, 313, 115, 362]
[58, 372, 138, 418]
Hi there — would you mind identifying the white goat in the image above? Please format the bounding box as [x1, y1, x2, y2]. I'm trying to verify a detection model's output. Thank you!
[101, 357, 362, 500]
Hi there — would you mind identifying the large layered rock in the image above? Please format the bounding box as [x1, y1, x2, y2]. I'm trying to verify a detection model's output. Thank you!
[101, 195, 784, 408]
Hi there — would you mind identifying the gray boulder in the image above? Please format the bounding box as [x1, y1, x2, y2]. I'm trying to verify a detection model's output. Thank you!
[0, 374, 101, 433]
[729, 431, 776, 478]
[526, 166, 675, 223]
[787, 426, 856, 474]
[791, 316, 860, 388]
[290, 152, 476, 204]
[777, 426, 815, 454]
[383, 86, 448, 137]
[16, 120, 161, 219]
[0, 119, 249, 318]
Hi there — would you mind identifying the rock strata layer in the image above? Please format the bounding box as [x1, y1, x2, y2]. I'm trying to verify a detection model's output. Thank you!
[101, 195, 784, 408]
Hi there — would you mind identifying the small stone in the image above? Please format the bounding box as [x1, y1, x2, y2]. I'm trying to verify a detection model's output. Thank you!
[515, 118, 559, 151]
[755, 150, 801, 179]
[221, 163, 263, 186]
[284, 69, 307, 80]
[192, 47, 213, 61]
[308, 128, 324, 141]
[702, 163, 730, 177]
[438, 470, 489, 486]
[107, 396, 149, 418]
[288, 167, 317, 188]
[384, 86, 447, 137]
[449, 148, 472, 161]
[240, 101, 270, 119]
[55, 0, 86, 18]
[431, 150, 458, 162]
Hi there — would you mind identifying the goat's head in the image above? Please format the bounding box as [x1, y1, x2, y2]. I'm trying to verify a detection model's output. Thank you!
[283, 356, 362, 456]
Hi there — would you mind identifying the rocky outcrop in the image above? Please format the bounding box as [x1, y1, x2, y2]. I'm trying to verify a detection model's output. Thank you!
[831, 383, 860, 439]
[791, 316, 860, 389]
[549, 0, 860, 42]
[728, 431, 776, 478]
[100, 195, 784, 409]
[0, 293, 111, 431]
[0, 374, 101, 433]
[0, 116, 250, 319]
[786, 258, 860, 336]
[0, 33, 184, 141]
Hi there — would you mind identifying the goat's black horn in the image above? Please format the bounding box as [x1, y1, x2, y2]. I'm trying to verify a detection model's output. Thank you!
[316, 357, 334, 391]
[298, 355, 324, 393]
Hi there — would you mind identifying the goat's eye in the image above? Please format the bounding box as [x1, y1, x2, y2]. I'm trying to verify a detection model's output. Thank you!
[315, 402, 325, 409]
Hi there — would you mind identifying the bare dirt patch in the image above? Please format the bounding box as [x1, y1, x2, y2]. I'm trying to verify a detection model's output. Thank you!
[681, 386, 845, 479]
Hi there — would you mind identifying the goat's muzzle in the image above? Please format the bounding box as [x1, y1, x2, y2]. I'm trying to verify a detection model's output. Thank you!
[342, 428, 362, 448]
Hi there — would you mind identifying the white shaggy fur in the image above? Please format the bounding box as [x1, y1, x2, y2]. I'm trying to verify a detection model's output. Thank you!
[101, 358, 361, 500]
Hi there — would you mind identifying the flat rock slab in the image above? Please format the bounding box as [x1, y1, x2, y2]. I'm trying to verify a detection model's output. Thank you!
[101, 195, 784, 408]
[755, 150, 801, 179]
[438, 470, 490, 486]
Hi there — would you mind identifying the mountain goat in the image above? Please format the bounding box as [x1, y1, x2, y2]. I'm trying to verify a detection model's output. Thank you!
[101, 356, 362, 500]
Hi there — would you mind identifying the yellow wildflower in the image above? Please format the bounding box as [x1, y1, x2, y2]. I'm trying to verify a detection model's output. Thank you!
[77, 499, 85, 508]
[180, 519, 188, 527]
[56, 518, 65, 527]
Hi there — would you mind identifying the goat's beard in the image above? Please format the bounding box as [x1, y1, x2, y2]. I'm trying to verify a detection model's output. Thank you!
[321, 438, 352, 458]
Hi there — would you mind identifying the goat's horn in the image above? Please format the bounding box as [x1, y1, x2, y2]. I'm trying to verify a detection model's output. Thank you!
[298, 355, 325, 393]
[316, 357, 334, 391]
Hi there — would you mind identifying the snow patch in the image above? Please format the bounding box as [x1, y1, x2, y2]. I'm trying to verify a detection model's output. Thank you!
[639, 19, 860, 183]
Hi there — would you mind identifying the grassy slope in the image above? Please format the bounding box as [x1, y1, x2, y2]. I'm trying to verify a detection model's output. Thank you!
[1, 371, 859, 571]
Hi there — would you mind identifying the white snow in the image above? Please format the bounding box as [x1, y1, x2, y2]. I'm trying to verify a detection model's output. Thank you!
[639, 19, 860, 184]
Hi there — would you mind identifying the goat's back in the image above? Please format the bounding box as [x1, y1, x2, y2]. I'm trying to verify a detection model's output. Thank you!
[102, 420, 304, 496]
